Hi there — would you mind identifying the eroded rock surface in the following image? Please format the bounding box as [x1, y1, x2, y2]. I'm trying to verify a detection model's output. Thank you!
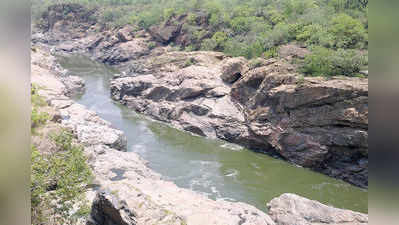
[111, 52, 368, 187]
[231, 67, 368, 187]
[88, 190, 137, 225]
[267, 194, 368, 225]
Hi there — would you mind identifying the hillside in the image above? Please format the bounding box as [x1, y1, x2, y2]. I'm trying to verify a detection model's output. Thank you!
[32, 0, 368, 77]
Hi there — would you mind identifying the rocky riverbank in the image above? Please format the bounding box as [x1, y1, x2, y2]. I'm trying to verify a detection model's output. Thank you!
[32, 3, 368, 188]
[32, 41, 368, 225]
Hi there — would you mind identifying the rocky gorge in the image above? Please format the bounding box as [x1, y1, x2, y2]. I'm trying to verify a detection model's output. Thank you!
[32, 37, 368, 225]
[31, 3, 368, 225]
[32, 3, 368, 188]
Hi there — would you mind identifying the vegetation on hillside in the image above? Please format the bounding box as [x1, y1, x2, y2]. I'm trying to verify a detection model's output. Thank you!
[31, 86, 92, 225]
[32, 0, 368, 77]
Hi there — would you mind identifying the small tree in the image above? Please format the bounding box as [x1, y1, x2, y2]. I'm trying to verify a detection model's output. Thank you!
[329, 14, 367, 49]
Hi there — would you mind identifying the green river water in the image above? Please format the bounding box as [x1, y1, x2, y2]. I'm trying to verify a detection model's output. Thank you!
[58, 55, 368, 213]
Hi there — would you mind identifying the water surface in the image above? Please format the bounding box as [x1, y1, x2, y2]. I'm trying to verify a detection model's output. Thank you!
[58, 55, 368, 213]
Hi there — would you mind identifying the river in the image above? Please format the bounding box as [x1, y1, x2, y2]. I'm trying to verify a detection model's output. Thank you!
[58, 54, 367, 213]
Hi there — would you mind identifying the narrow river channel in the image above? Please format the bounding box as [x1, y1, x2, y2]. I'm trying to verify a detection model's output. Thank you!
[58, 55, 367, 213]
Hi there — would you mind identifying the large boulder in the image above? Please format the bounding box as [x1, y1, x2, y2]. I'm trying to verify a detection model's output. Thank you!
[87, 190, 137, 225]
[220, 57, 249, 83]
[59, 103, 128, 151]
[61, 75, 85, 97]
[267, 193, 368, 225]
[148, 20, 182, 44]
[278, 43, 311, 60]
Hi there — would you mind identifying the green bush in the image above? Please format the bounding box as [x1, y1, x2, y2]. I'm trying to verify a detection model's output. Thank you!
[201, 38, 218, 51]
[187, 13, 198, 25]
[264, 47, 278, 59]
[263, 23, 291, 49]
[301, 46, 367, 77]
[265, 9, 286, 25]
[230, 16, 252, 34]
[147, 41, 157, 50]
[31, 129, 93, 224]
[163, 8, 175, 20]
[31, 85, 49, 132]
[212, 31, 228, 49]
[328, 14, 367, 49]
[182, 57, 196, 68]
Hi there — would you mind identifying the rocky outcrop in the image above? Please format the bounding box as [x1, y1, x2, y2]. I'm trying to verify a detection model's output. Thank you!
[109, 51, 272, 152]
[231, 66, 368, 187]
[32, 4, 151, 66]
[61, 75, 85, 96]
[148, 19, 182, 44]
[267, 194, 368, 225]
[220, 57, 249, 83]
[87, 190, 137, 225]
[110, 51, 368, 187]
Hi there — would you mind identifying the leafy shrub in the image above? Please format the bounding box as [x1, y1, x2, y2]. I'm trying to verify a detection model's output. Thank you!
[328, 14, 367, 49]
[224, 39, 249, 57]
[265, 9, 286, 25]
[296, 24, 323, 43]
[301, 46, 333, 76]
[163, 8, 175, 20]
[147, 41, 157, 50]
[230, 16, 252, 34]
[182, 57, 196, 68]
[328, 48, 368, 76]
[201, 38, 218, 51]
[263, 47, 278, 59]
[301, 46, 367, 77]
[102, 7, 124, 24]
[212, 31, 228, 49]
[31, 108, 49, 131]
[31, 129, 93, 224]
[135, 9, 162, 29]
[184, 45, 195, 52]
[187, 13, 198, 25]
[263, 23, 291, 49]
[295, 24, 334, 47]
[31, 85, 49, 132]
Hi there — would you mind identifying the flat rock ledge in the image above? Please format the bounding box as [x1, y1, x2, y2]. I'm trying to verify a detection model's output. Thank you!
[267, 193, 368, 225]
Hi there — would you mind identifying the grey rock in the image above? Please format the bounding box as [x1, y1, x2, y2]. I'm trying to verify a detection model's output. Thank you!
[267, 193, 368, 225]
[220, 57, 249, 83]
[88, 190, 137, 225]
[61, 75, 85, 96]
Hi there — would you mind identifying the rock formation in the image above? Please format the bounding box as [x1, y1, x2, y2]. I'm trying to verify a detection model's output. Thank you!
[109, 51, 368, 187]
[87, 190, 137, 225]
[267, 193, 368, 225]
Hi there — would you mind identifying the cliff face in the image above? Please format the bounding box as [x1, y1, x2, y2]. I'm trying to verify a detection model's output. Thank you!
[231, 66, 368, 187]
[32, 3, 368, 188]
